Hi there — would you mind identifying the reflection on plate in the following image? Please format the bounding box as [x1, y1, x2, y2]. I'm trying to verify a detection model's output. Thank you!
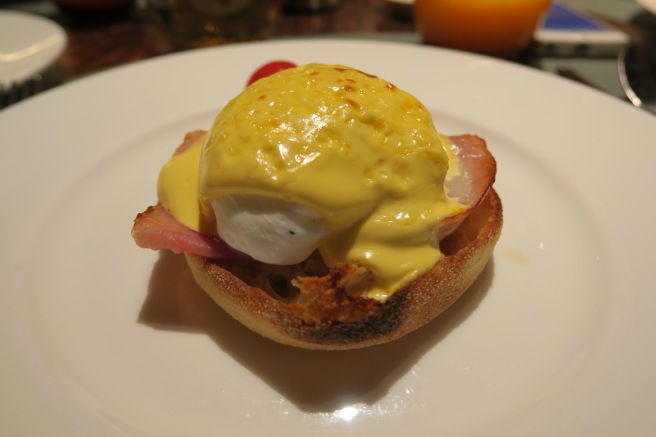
[1, 39, 655, 436]
[0, 10, 66, 86]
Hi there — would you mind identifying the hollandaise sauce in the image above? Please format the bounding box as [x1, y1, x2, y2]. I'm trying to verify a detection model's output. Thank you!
[158, 64, 465, 300]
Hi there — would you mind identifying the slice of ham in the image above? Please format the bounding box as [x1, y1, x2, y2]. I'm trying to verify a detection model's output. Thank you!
[438, 134, 497, 239]
[131, 133, 495, 260]
[132, 203, 251, 261]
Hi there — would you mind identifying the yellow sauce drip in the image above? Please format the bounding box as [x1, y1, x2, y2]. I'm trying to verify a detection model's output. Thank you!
[157, 133, 216, 234]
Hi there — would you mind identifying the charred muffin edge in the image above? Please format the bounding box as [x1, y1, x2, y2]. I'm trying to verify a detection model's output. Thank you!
[185, 189, 502, 350]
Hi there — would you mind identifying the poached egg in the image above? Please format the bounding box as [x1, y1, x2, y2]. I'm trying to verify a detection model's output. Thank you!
[157, 63, 465, 300]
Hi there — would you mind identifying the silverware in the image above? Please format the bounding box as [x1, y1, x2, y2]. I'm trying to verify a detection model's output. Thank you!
[618, 42, 656, 115]
[0, 74, 44, 110]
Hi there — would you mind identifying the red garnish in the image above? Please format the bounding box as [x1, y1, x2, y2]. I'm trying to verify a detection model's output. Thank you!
[246, 60, 297, 86]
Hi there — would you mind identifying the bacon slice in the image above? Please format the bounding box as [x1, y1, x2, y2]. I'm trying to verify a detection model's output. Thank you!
[131, 203, 250, 261]
[438, 134, 497, 239]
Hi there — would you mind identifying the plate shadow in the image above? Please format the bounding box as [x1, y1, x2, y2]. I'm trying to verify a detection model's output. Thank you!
[138, 252, 495, 413]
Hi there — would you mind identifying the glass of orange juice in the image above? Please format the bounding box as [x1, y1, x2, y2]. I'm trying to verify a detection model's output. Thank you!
[414, 0, 552, 58]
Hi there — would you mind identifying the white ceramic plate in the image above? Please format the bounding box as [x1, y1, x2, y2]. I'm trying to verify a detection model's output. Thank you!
[1, 39, 655, 436]
[637, 0, 656, 14]
[0, 10, 66, 86]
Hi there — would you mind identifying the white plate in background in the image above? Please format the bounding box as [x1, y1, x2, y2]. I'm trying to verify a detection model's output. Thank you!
[0, 39, 655, 436]
[0, 10, 66, 86]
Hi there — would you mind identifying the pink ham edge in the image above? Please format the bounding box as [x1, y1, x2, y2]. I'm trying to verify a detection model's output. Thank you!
[438, 134, 497, 239]
[131, 204, 251, 261]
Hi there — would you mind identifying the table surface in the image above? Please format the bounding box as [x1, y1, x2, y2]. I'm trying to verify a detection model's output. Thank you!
[1, 0, 655, 102]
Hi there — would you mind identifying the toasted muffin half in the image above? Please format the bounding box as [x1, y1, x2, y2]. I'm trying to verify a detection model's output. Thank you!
[185, 188, 502, 350]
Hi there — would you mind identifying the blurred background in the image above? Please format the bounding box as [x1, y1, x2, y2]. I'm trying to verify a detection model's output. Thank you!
[1, 0, 655, 110]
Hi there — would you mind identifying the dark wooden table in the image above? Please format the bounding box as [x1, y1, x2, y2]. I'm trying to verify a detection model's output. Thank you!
[3, 0, 653, 100]
[8, 0, 415, 85]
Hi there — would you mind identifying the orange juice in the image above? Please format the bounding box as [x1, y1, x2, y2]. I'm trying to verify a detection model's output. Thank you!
[415, 0, 552, 58]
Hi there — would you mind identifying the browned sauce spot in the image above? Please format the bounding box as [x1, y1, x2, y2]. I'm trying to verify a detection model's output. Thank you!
[257, 94, 267, 100]
[345, 98, 362, 111]
[355, 68, 378, 79]
[386, 83, 396, 91]
[373, 119, 386, 131]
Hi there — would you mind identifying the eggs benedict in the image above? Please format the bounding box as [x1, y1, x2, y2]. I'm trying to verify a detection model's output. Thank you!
[132, 62, 502, 349]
